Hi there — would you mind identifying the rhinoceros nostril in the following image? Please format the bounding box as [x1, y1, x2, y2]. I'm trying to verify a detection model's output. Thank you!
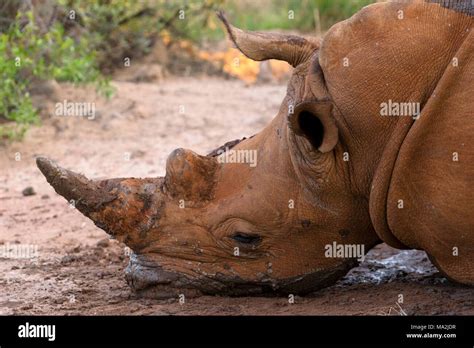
[231, 232, 261, 245]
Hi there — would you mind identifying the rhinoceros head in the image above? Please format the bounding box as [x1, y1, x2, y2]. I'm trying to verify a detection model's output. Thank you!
[36, 11, 393, 298]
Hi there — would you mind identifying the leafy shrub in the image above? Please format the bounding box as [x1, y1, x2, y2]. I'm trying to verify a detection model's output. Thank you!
[57, 0, 223, 71]
[0, 10, 112, 140]
[0, 0, 223, 141]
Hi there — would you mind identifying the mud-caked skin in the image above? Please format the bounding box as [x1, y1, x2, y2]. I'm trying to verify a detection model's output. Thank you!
[37, 0, 474, 298]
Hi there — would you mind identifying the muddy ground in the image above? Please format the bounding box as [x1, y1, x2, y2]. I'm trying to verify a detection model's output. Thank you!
[0, 77, 473, 315]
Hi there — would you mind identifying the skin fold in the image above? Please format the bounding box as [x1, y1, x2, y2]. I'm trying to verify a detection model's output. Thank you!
[37, 0, 473, 298]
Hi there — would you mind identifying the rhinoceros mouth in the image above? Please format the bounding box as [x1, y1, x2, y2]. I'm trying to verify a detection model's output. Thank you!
[125, 253, 357, 299]
[125, 253, 205, 299]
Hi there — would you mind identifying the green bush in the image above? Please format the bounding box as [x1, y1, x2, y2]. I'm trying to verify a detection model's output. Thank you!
[57, 0, 224, 71]
[58, 0, 159, 71]
[0, 0, 223, 141]
[0, 10, 112, 140]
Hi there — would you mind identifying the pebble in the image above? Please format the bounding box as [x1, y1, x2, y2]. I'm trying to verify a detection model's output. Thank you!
[22, 187, 36, 196]
[61, 255, 78, 264]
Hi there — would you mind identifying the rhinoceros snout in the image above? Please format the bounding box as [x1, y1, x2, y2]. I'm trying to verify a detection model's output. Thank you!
[125, 253, 204, 299]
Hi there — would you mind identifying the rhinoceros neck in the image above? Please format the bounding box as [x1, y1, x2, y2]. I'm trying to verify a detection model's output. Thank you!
[321, 2, 473, 247]
[366, 118, 415, 249]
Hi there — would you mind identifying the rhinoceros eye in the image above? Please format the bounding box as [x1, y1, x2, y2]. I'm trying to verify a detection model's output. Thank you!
[231, 232, 261, 245]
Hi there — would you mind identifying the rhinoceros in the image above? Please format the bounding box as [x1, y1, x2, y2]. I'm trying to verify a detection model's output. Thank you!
[37, 0, 473, 298]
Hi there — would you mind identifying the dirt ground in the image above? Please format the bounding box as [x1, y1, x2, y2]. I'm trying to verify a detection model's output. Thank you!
[1, 77, 473, 315]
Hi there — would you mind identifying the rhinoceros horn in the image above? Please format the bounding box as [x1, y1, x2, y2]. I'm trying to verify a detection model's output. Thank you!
[164, 148, 219, 201]
[36, 157, 118, 216]
[37, 156, 161, 249]
[217, 11, 319, 67]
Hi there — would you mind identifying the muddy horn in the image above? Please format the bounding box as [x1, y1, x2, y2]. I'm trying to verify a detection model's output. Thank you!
[36, 157, 118, 216]
[164, 149, 219, 201]
[217, 11, 319, 67]
[36, 156, 163, 250]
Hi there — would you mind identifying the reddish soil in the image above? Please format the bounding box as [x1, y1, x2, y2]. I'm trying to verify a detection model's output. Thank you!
[1, 77, 473, 315]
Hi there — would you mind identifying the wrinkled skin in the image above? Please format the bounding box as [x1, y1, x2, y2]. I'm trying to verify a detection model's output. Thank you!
[37, 1, 474, 298]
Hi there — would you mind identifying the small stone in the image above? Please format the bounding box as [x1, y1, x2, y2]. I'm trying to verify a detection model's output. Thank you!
[22, 187, 36, 196]
[20, 304, 34, 310]
[131, 150, 146, 159]
[61, 255, 78, 264]
[41, 194, 50, 199]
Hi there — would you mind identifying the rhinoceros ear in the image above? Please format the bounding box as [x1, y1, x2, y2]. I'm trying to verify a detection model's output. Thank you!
[289, 101, 338, 153]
